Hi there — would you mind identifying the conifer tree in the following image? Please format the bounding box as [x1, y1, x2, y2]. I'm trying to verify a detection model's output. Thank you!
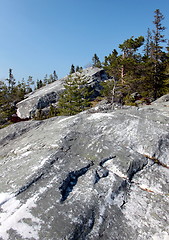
[36, 79, 43, 89]
[144, 28, 154, 58]
[76, 66, 80, 72]
[92, 54, 102, 68]
[48, 74, 54, 84]
[151, 9, 167, 99]
[119, 36, 144, 83]
[6, 69, 16, 92]
[70, 64, 75, 74]
[103, 49, 121, 79]
[53, 70, 58, 81]
[43, 74, 48, 86]
[26, 76, 34, 92]
[152, 9, 166, 61]
[58, 76, 92, 116]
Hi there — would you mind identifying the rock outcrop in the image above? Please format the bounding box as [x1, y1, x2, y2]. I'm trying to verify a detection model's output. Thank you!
[0, 94, 169, 240]
[16, 67, 108, 119]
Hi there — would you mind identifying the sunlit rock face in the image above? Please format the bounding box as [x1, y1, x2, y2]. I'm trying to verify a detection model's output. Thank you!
[16, 67, 108, 119]
[0, 95, 169, 240]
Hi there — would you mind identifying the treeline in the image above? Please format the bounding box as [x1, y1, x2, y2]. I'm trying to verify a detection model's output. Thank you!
[93, 9, 169, 103]
[1, 9, 169, 126]
[0, 69, 58, 127]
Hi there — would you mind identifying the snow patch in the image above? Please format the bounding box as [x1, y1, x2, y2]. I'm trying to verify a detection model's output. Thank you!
[105, 162, 127, 179]
[0, 194, 42, 240]
[87, 112, 113, 120]
[0, 192, 14, 206]
[13, 144, 32, 155]
[152, 232, 169, 240]
[58, 115, 76, 123]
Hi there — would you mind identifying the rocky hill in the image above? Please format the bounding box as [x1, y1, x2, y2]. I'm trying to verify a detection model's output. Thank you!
[0, 94, 169, 240]
[16, 67, 108, 119]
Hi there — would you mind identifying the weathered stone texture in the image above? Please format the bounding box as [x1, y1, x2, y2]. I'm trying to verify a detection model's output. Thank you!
[0, 95, 169, 240]
[16, 67, 108, 119]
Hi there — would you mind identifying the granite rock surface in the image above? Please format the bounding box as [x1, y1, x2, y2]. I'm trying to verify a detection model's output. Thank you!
[0, 95, 169, 240]
[16, 67, 108, 119]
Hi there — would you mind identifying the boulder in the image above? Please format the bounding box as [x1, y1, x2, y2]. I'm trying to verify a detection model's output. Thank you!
[0, 97, 169, 240]
[16, 67, 108, 119]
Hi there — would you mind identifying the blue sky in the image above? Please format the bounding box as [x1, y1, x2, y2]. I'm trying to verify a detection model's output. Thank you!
[0, 0, 169, 82]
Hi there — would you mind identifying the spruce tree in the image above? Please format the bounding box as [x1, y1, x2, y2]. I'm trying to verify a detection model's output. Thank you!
[58, 75, 92, 116]
[53, 70, 58, 81]
[70, 64, 75, 74]
[152, 9, 166, 61]
[92, 54, 102, 68]
[151, 9, 167, 99]
[43, 74, 48, 86]
[103, 49, 121, 79]
[26, 76, 34, 92]
[76, 66, 80, 72]
[144, 28, 154, 58]
[119, 36, 144, 83]
[36, 79, 43, 89]
[48, 74, 54, 84]
[6, 69, 16, 92]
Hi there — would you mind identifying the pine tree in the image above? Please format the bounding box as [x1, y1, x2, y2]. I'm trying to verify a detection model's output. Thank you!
[43, 74, 48, 86]
[26, 76, 34, 93]
[6, 69, 16, 92]
[119, 36, 144, 83]
[53, 70, 58, 81]
[151, 9, 167, 99]
[36, 79, 43, 89]
[58, 76, 92, 116]
[152, 9, 166, 61]
[92, 54, 102, 68]
[48, 74, 53, 84]
[103, 49, 121, 79]
[76, 66, 80, 72]
[48, 104, 58, 117]
[144, 28, 154, 58]
[70, 64, 75, 74]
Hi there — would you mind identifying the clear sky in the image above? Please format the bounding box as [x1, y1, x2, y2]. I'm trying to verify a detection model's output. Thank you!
[0, 0, 169, 82]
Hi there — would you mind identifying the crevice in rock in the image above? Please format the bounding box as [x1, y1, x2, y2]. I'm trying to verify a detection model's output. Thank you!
[111, 152, 169, 202]
[109, 155, 149, 209]
[111, 179, 130, 209]
[0, 149, 65, 207]
[127, 156, 148, 181]
[131, 178, 169, 196]
[15, 172, 44, 196]
[0, 194, 15, 207]
[144, 154, 169, 169]
[94, 167, 109, 184]
[15, 151, 63, 197]
[59, 162, 93, 202]
[0, 121, 43, 147]
[1, 131, 80, 204]
[99, 155, 116, 166]
[138, 185, 155, 193]
[68, 208, 95, 240]
[94, 155, 116, 184]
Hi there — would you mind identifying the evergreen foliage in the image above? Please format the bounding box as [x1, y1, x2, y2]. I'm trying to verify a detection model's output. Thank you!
[53, 70, 58, 81]
[70, 64, 75, 74]
[0, 70, 28, 127]
[92, 54, 102, 68]
[0, 9, 169, 127]
[35, 70, 58, 89]
[102, 9, 169, 103]
[58, 75, 92, 116]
